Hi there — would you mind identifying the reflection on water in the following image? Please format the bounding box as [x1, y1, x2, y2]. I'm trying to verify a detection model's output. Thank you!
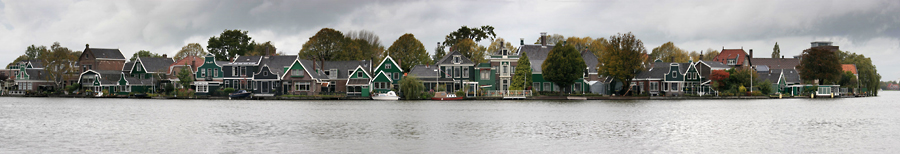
[1, 92, 900, 153]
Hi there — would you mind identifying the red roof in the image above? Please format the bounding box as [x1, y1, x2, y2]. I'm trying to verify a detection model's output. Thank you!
[841, 64, 858, 75]
[713, 49, 748, 65]
[168, 56, 204, 74]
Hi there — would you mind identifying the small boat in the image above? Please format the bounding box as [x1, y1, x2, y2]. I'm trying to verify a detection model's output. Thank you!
[132, 93, 150, 98]
[373, 91, 400, 100]
[229, 90, 252, 99]
[432, 92, 463, 100]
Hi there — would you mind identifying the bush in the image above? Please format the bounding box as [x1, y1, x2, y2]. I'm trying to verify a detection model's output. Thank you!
[65, 83, 81, 94]
[223, 88, 235, 94]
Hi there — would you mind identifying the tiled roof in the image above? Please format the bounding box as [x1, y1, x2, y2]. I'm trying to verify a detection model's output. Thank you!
[519, 44, 555, 73]
[841, 64, 858, 75]
[713, 49, 747, 65]
[408, 65, 440, 78]
[582, 50, 599, 74]
[437, 50, 475, 65]
[259, 56, 298, 78]
[168, 56, 203, 74]
[749, 58, 800, 69]
[138, 57, 175, 73]
[89, 48, 126, 59]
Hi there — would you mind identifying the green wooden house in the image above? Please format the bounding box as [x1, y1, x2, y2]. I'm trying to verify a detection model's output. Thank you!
[371, 71, 394, 93]
[373, 55, 403, 85]
[347, 66, 372, 97]
[194, 54, 225, 96]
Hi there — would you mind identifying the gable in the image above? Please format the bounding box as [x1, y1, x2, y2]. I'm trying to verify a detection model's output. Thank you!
[372, 71, 393, 83]
[253, 65, 278, 79]
[375, 55, 403, 73]
[349, 66, 371, 79]
[281, 59, 315, 79]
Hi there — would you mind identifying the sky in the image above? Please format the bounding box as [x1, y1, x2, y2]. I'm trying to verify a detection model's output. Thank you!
[1, 0, 898, 80]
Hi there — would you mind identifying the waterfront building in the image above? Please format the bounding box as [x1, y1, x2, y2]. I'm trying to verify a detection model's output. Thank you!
[222, 55, 262, 92]
[372, 55, 403, 93]
[78, 44, 126, 72]
[193, 54, 227, 96]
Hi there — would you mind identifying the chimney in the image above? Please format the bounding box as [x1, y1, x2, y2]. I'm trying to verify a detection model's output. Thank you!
[782, 55, 784, 59]
[520, 38, 524, 46]
[749, 49, 753, 58]
[437, 42, 441, 47]
[540, 32, 547, 46]
[699, 50, 704, 61]
[162, 54, 167, 58]
[85, 44, 89, 49]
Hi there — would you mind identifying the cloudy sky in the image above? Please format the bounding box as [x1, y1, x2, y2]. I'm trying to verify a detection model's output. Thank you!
[1, 0, 898, 80]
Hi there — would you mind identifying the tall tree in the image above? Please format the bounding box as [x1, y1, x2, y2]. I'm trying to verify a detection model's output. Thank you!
[450, 39, 486, 64]
[533, 34, 566, 44]
[837, 50, 881, 95]
[386, 33, 431, 73]
[6, 55, 28, 68]
[650, 42, 690, 63]
[598, 32, 647, 95]
[486, 38, 518, 55]
[700, 48, 720, 61]
[344, 30, 386, 62]
[247, 41, 277, 56]
[565, 36, 594, 51]
[710, 70, 730, 91]
[299, 28, 346, 70]
[588, 38, 608, 61]
[442, 25, 496, 48]
[542, 41, 585, 95]
[797, 47, 841, 85]
[689, 50, 701, 61]
[433, 42, 446, 63]
[174, 43, 207, 60]
[207, 29, 254, 61]
[130, 50, 162, 62]
[399, 75, 424, 100]
[839, 71, 859, 88]
[26, 45, 47, 60]
[176, 67, 194, 89]
[38, 42, 76, 90]
[771, 42, 781, 58]
[510, 53, 532, 90]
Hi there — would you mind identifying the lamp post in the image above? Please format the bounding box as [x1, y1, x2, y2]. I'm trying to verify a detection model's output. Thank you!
[434, 67, 439, 92]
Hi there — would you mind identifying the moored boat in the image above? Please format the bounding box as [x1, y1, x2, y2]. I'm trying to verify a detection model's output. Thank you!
[373, 91, 400, 100]
[229, 90, 252, 99]
[431, 92, 463, 100]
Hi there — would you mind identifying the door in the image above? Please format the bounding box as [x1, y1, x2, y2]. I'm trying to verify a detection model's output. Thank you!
[262, 81, 269, 93]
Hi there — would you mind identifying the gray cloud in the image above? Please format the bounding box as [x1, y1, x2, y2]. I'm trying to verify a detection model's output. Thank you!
[1, 0, 898, 80]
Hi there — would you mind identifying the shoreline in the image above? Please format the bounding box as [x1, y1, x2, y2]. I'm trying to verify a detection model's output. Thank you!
[0, 94, 867, 100]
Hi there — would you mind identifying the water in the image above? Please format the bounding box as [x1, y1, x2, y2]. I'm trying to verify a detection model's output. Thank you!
[2, 92, 899, 153]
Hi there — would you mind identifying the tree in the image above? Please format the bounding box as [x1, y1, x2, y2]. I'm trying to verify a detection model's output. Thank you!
[174, 43, 207, 60]
[433, 43, 447, 63]
[399, 75, 424, 100]
[710, 70, 730, 91]
[701, 49, 720, 61]
[689, 50, 700, 61]
[208, 29, 254, 61]
[771, 42, 781, 58]
[650, 42, 690, 63]
[598, 32, 647, 95]
[510, 53, 532, 90]
[344, 30, 386, 62]
[542, 41, 585, 95]
[247, 41, 277, 56]
[839, 71, 859, 88]
[727, 68, 759, 88]
[442, 25, 496, 47]
[386, 33, 431, 73]
[7, 55, 28, 68]
[176, 67, 194, 89]
[797, 47, 841, 85]
[565, 36, 594, 51]
[450, 39, 486, 64]
[26, 45, 47, 60]
[486, 38, 518, 55]
[533, 34, 566, 44]
[837, 50, 880, 95]
[588, 38, 608, 61]
[130, 50, 162, 62]
[40, 42, 76, 90]
[299, 28, 346, 70]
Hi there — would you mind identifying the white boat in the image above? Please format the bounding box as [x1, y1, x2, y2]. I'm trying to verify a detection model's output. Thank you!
[373, 91, 400, 100]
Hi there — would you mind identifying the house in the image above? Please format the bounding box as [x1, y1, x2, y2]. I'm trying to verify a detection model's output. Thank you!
[372, 55, 403, 93]
[282, 58, 323, 96]
[166, 56, 204, 89]
[77, 70, 124, 94]
[249, 55, 297, 96]
[9, 60, 54, 93]
[78, 44, 126, 72]
[222, 55, 262, 91]
[126, 56, 174, 93]
[317, 60, 370, 94]
[346, 66, 372, 97]
[408, 65, 454, 92]
[759, 68, 802, 96]
[633, 59, 728, 96]
[485, 40, 518, 91]
[712, 48, 750, 68]
[840, 64, 859, 95]
[193, 54, 228, 96]
[518, 32, 590, 93]
[436, 50, 477, 92]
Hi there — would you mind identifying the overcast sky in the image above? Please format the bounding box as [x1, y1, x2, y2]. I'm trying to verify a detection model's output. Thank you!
[1, 0, 898, 80]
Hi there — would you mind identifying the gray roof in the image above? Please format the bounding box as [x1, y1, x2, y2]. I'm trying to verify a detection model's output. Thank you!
[698, 60, 728, 69]
[635, 62, 672, 79]
[92, 70, 123, 85]
[756, 65, 770, 73]
[757, 68, 802, 84]
[124, 77, 154, 85]
[408, 65, 440, 78]
[519, 44, 555, 73]
[582, 50, 599, 74]
[230, 56, 262, 65]
[321, 60, 369, 79]
[138, 57, 175, 73]
[122, 62, 134, 72]
[297, 59, 327, 79]
[259, 55, 298, 77]
[215, 61, 229, 66]
[347, 78, 370, 85]
[25, 69, 47, 80]
[780, 69, 801, 83]
[749, 58, 800, 69]
[437, 50, 475, 65]
[88, 48, 126, 59]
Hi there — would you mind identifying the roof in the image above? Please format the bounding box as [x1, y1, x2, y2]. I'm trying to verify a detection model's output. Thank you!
[635, 62, 671, 79]
[749, 58, 800, 69]
[759, 69, 801, 84]
[81, 70, 124, 85]
[713, 49, 748, 65]
[123, 62, 134, 72]
[319, 60, 369, 79]
[124, 77, 154, 85]
[698, 60, 729, 69]
[347, 78, 370, 85]
[582, 50, 599, 74]
[24, 69, 47, 80]
[168, 56, 204, 74]
[88, 48, 126, 59]
[297, 59, 327, 79]
[518, 44, 555, 73]
[259, 55, 298, 78]
[841, 64, 858, 75]
[230, 56, 262, 65]
[138, 57, 175, 73]
[436, 50, 475, 65]
[215, 61, 229, 66]
[408, 65, 440, 78]
[755, 65, 770, 73]
[780, 69, 801, 83]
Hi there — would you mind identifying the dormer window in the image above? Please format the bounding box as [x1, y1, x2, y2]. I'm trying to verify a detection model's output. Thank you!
[263, 71, 268, 76]
[453, 55, 461, 64]
[672, 71, 677, 78]
[501, 49, 509, 56]
[727, 59, 736, 65]
[386, 64, 391, 69]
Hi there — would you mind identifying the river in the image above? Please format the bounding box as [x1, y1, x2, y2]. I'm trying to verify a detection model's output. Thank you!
[1, 91, 899, 153]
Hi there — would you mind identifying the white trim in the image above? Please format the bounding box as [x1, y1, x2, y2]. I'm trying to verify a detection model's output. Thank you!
[77, 70, 101, 84]
[375, 55, 404, 72]
[372, 71, 394, 83]
[280, 58, 315, 79]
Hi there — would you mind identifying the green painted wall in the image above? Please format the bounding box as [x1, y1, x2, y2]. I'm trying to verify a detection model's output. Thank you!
[374, 57, 402, 84]
[196, 56, 224, 78]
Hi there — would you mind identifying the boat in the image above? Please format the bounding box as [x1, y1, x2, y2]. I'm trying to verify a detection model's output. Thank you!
[229, 90, 252, 99]
[431, 92, 463, 100]
[373, 91, 400, 100]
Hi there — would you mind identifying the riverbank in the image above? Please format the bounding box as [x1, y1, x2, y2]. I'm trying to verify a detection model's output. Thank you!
[1, 94, 866, 100]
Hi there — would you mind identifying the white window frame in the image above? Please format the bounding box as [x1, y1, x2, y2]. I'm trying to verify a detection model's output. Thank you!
[463, 67, 469, 78]
[214, 68, 218, 77]
[386, 64, 391, 69]
[445, 67, 451, 78]
[196, 82, 208, 93]
[650, 82, 658, 91]
[393, 72, 400, 80]
[480, 70, 490, 80]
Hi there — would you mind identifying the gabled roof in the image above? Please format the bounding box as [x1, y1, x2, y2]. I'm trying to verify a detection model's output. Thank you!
[168, 56, 204, 74]
[88, 48, 126, 59]
[297, 59, 327, 79]
[321, 60, 369, 79]
[408, 65, 440, 78]
[749, 58, 800, 69]
[259, 55, 298, 78]
[123, 76, 154, 85]
[697, 60, 729, 70]
[775, 69, 801, 83]
[713, 49, 748, 65]
[136, 57, 175, 73]
[78, 70, 124, 85]
[436, 50, 475, 65]
[24, 69, 48, 80]
[841, 64, 858, 75]
[635, 62, 671, 79]
[519, 44, 555, 73]
[582, 50, 599, 74]
[229, 55, 263, 65]
[122, 62, 134, 73]
[372, 71, 393, 83]
[376, 55, 404, 72]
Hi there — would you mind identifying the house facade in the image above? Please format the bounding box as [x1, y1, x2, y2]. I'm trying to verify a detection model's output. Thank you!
[372, 56, 403, 93]
[193, 54, 226, 96]
[436, 51, 477, 92]
[222, 55, 261, 91]
[78, 44, 126, 72]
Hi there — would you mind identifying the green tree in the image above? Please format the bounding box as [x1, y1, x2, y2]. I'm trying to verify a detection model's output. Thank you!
[7, 55, 28, 68]
[40, 42, 76, 90]
[727, 68, 759, 88]
[837, 50, 879, 95]
[207, 29, 254, 61]
[176, 67, 194, 89]
[797, 47, 841, 85]
[130, 50, 162, 62]
[386, 33, 431, 72]
[433, 42, 446, 63]
[533, 34, 566, 44]
[510, 53, 532, 90]
[758, 80, 773, 95]
[839, 71, 859, 88]
[247, 41, 277, 56]
[174, 43, 207, 60]
[701, 48, 720, 61]
[588, 38, 608, 61]
[26, 45, 47, 60]
[450, 39, 486, 64]
[486, 38, 518, 55]
[344, 30, 386, 62]
[442, 25, 496, 47]
[650, 42, 690, 63]
[565, 36, 594, 52]
[399, 75, 424, 100]
[542, 41, 585, 95]
[299, 28, 345, 70]
[771, 42, 781, 58]
[598, 32, 647, 95]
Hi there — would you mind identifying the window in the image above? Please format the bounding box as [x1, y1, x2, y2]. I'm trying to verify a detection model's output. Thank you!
[664, 82, 669, 91]
[671, 83, 678, 91]
[124, 85, 131, 92]
[295, 82, 309, 91]
[201, 69, 206, 77]
[357, 71, 363, 78]
[533, 82, 540, 90]
[638, 82, 643, 92]
[445, 68, 451, 78]
[292, 69, 301, 77]
[241, 67, 247, 76]
[454, 67, 460, 78]
[349, 70, 354, 77]
[672, 71, 677, 78]
[502, 79, 508, 90]
[481, 70, 490, 80]
[502, 65, 508, 75]
[544, 82, 551, 91]
[393, 72, 400, 80]
[232, 67, 237, 76]
[137, 65, 142, 71]
[553, 84, 559, 92]
[196, 82, 208, 93]
[251, 81, 256, 90]
[214, 68, 218, 77]
[727, 59, 736, 65]
[650, 82, 658, 91]
[463, 67, 469, 78]
[453, 55, 461, 64]
[386, 64, 391, 69]
[225, 80, 230, 88]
